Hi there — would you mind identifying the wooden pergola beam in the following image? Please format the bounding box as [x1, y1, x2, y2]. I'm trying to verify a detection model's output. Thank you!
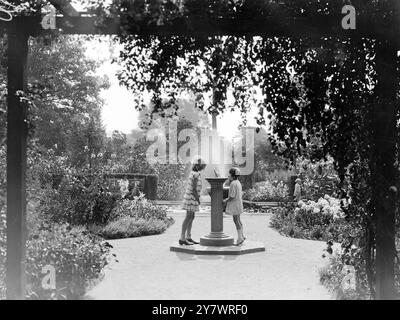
[0, 14, 397, 40]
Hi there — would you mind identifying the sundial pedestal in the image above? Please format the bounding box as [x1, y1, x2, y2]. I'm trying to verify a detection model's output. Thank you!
[200, 178, 234, 247]
[170, 177, 265, 255]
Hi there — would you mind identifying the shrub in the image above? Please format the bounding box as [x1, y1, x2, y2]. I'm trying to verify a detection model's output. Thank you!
[154, 163, 187, 201]
[0, 146, 5, 196]
[319, 240, 400, 300]
[243, 180, 289, 202]
[296, 157, 339, 201]
[100, 217, 174, 240]
[27, 147, 70, 189]
[0, 220, 110, 300]
[0, 150, 113, 299]
[99, 194, 174, 239]
[270, 195, 352, 242]
[0, 147, 5, 299]
[0, 206, 5, 299]
[319, 251, 368, 300]
[25, 224, 110, 300]
[39, 170, 121, 226]
[105, 140, 187, 201]
[111, 193, 170, 221]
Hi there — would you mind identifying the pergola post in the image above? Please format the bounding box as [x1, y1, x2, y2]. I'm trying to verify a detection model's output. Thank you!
[373, 39, 398, 300]
[6, 21, 29, 300]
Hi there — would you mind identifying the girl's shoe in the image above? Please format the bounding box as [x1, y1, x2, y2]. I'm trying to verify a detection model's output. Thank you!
[235, 239, 245, 246]
[186, 238, 199, 244]
[179, 239, 193, 245]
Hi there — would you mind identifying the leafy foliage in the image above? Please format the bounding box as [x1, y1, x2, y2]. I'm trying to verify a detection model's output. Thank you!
[100, 217, 173, 240]
[39, 169, 121, 226]
[0, 205, 5, 299]
[25, 224, 110, 300]
[319, 251, 370, 300]
[103, 117, 197, 201]
[0, 217, 110, 300]
[320, 241, 400, 300]
[248, 127, 290, 185]
[296, 157, 340, 201]
[100, 194, 174, 239]
[243, 180, 288, 202]
[111, 194, 169, 221]
[0, 35, 110, 169]
[153, 163, 187, 200]
[270, 196, 353, 242]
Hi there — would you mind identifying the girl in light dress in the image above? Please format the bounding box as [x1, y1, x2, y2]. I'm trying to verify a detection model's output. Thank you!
[179, 157, 206, 245]
[223, 167, 245, 246]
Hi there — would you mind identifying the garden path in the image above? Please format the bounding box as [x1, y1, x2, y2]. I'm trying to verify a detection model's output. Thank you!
[86, 211, 332, 300]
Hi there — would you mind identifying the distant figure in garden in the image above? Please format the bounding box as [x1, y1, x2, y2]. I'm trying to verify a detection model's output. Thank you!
[224, 168, 245, 246]
[179, 156, 207, 245]
[294, 178, 302, 201]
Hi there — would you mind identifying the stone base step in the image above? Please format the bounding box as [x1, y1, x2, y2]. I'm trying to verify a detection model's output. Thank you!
[170, 240, 266, 255]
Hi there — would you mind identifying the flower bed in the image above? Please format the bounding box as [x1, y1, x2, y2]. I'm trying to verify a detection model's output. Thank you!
[99, 194, 174, 240]
[111, 194, 170, 221]
[39, 171, 121, 226]
[100, 217, 174, 240]
[0, 216, 110, 300]
[243, 180, 289, 203]
[319, 240, 400, 300]
[319, 251, 368, 300]
[270, 195, 351, 242]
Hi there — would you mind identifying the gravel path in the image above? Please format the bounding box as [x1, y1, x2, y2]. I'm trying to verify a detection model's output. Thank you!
[86, 211, 332, 300]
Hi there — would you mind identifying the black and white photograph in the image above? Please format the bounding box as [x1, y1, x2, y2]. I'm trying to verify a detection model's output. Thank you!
[0, 0, 400, 306]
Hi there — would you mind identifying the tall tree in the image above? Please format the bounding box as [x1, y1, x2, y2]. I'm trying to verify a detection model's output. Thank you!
[1, 35, 110, 168]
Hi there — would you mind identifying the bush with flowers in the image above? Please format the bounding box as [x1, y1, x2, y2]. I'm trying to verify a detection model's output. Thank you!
[38, 169, 121, 226]
[0, 206, 111, 300]
[319, 236, 400, 300]
[295, 157, 340, 201]
[100, 193, 174, 239]
[0, 205, 5, 299]
[270, 195, 352, 242]
[0, 146, 175, 300]
[319, 248, 369, 300]
[243, 180, 289, 202]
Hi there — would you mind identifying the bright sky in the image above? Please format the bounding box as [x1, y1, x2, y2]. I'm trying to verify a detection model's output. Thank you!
[85, 39, 262, 139]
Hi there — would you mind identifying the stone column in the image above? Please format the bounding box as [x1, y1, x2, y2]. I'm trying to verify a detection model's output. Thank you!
[200, 178, 234, 246]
